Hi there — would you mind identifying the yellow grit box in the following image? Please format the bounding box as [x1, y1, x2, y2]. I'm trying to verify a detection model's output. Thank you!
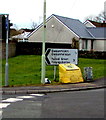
[59, 64, 84, 83]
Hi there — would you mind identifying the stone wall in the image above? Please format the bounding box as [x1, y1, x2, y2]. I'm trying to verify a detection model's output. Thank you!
[0, 40, 17, 59]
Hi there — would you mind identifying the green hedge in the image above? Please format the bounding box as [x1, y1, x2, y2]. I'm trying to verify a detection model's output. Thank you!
[16, 42, 106, 59]
[79, 50, 106, 59]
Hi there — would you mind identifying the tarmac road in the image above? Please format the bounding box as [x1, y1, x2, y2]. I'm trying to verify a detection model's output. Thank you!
[1, 88, 105, 119]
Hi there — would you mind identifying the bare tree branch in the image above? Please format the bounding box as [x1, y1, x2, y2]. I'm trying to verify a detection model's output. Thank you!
[85, 11, 106, 23]
[30, 21, 37, 29]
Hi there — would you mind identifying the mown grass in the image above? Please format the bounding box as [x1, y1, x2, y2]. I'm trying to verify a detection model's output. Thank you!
[1, 55, 105, 86]
[78, 58, 105, 79]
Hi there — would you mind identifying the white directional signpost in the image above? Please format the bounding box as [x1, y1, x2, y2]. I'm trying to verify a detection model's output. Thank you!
[45, 48, 78, 65]
[45, 48, 78, 81]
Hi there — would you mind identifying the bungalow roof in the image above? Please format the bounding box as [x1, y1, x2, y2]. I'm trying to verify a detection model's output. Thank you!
[28, 14, 106, 40]
[53, 14, 94, 39]
[88, 20, 106, 27]
[12, 32, 31, 39]
[87, 27, 106, 39]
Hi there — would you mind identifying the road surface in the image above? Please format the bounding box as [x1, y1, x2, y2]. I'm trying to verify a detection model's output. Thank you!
[1, 88, 105, 119]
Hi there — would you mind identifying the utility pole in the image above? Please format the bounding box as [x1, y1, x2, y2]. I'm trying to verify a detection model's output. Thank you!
[41, 0, 46, 84]
[5, 14, 9, 86]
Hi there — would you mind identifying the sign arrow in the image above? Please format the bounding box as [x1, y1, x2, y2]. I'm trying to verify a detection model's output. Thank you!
[45, 48, 51, 65]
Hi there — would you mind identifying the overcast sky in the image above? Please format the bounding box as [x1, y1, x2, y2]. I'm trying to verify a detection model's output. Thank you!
[0, 0, 105, 29]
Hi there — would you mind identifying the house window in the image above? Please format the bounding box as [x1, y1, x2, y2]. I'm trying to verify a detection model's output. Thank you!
[91, 40, 94, 50]
[82, 40, 84, 49]
[82, 40, 88, 50]
[85, 40, 88, 50]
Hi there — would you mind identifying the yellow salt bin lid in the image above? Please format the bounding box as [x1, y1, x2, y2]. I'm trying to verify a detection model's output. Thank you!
[60, 64, 79, 71]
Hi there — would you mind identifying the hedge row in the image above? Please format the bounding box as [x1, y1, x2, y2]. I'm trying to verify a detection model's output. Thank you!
[16, 42, 105, 59]
[16, 42, 71, 55]
[79, 50, 106, 59]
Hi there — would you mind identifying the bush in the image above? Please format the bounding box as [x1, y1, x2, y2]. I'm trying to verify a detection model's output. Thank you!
[79, 50, 106, 59]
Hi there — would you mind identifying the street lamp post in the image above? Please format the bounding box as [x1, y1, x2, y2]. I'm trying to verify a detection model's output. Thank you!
[5, 14, 9, 86]
[41, 0, 46, 84]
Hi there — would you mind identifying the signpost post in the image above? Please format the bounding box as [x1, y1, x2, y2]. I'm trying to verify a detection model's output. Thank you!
[41, 0, 46, 84]
[53, 66, 57, 81]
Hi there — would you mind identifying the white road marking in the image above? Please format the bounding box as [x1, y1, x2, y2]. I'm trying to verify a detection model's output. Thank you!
[16, 96, 35, 99]
[0, 110, 2, 118]
[2, 98, 23, 103]
[1, 94, 44, 110]
[0, 110, 2, 114]
[30, 94, 44, 97]
[0, 103, 10, 108]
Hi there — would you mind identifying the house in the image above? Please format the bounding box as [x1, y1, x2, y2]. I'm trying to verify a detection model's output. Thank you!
[84, 20, 106, 27]
[10, 28, 22, 37]
[84, 20, 106, 51]
[12, 32, 31, 42]
[28, 14, 106, 51]
[19, 28, 34, 33]
[11, 29, 34, 42]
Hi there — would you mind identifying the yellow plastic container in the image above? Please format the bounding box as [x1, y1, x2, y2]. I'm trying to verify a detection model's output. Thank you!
[59, 64, 84, 83]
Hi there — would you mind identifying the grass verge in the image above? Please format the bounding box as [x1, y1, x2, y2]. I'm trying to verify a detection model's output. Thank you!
[2, 55, 105, 86]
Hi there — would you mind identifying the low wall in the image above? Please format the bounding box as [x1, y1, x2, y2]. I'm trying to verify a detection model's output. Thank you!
[0, 40, 17, 59]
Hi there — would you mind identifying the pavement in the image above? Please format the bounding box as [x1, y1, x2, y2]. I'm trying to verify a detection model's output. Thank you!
[1, 77, 106, 95]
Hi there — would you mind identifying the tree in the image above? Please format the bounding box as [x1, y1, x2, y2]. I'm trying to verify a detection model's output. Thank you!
[85, 11, 106, 23]
[95, 11, 106, 22]
[30, 21, 37, 29]
[72, 37, 79, 49]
